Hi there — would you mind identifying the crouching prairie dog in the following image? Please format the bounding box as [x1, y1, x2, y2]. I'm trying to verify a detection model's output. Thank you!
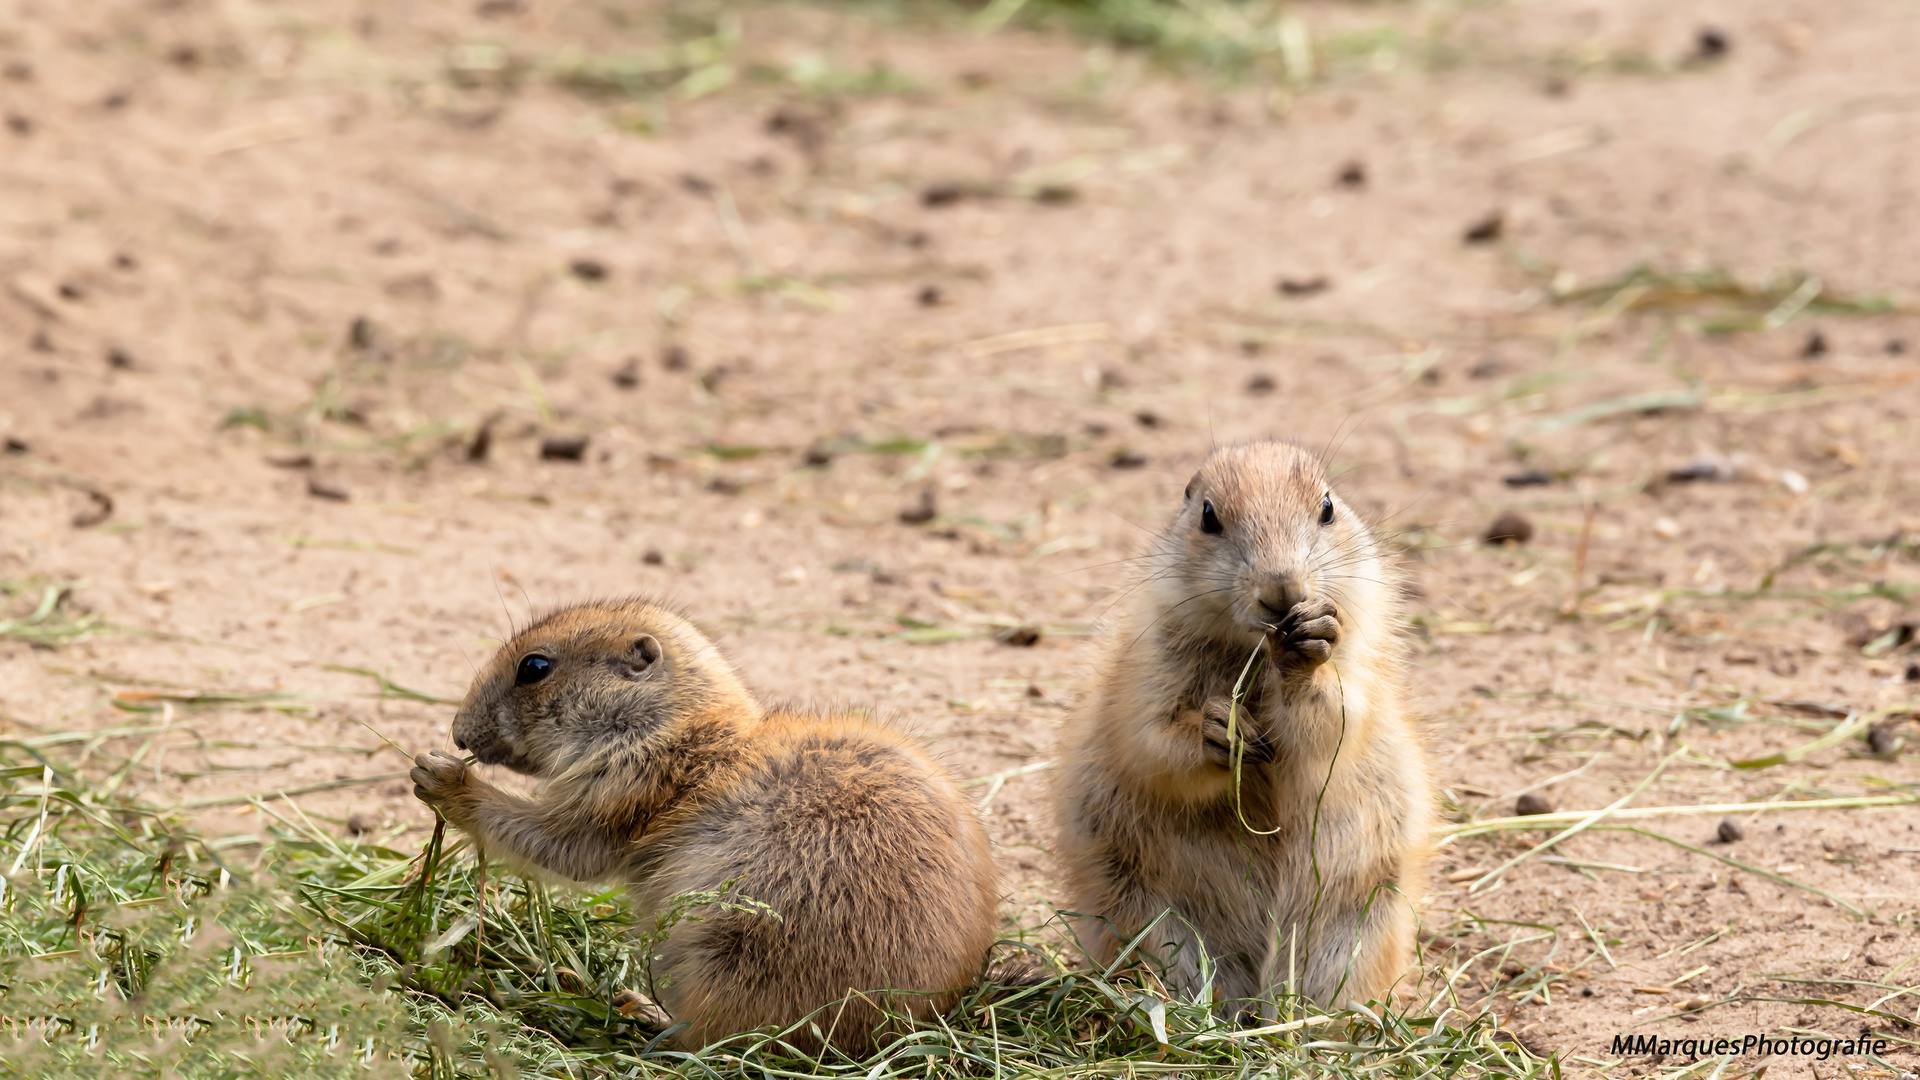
[410, 599, 999, 1051]
[1053, 440, 1431, 1015]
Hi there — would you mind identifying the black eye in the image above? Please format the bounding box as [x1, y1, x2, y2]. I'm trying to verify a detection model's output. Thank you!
[515, 654, 553, 686]
[1319, 494, 1335, 526]
[1200, 500, 1223, 535]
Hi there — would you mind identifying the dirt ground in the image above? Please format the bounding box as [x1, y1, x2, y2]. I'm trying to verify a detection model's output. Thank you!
[4, 0, 1919, 1072]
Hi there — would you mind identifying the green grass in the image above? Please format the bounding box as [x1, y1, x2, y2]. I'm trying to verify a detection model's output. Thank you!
[0, 747, 1546, 1080]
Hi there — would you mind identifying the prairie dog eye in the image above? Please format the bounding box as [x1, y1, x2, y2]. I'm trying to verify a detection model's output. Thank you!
[1200, 500, 1223, 535]
[1318, 494, 1335, 526]
[516, 654, 554, 686]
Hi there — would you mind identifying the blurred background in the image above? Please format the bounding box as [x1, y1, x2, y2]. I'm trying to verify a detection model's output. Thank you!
[2, 0, 1918, 1064]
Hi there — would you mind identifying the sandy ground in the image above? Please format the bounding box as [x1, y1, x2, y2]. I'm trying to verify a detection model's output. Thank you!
[3, 0, 1919, 1072]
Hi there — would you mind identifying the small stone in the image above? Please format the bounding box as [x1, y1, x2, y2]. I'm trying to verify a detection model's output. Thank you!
[105, 346, 134, 370]
[1514, 792, 1552, 816]
[611, 360, 640, 390]
[72, 489, 113, 528]
[1779, 469, 1809, 495]
[1503, 470, 1552, 487]
[4, 436, 28, 454]
[898, 488, 936, 525]
[1134, 410, 1162, 429]
[921, 182, 966, 208]
[540, 434, 589, 462]
[802, 443, 833, 467]
[348, 315, 376, 349]
[661, 343, 690, 371]
[1866, 724, 1898, 757]
[307, 475, 350, 501]
[1277, 276, 1331, 297]
[916, 284, 943, 307]
[1802, 328, 1828, 359]
[1483, 511, 1534, 545]
[466, 419, 493, 463]
[1695, 26, 1731, 59]
[1716, 818, 1744, 844]
[995, 625, 1042, 647]
[1246, 373, 1277, 395]
[1652, 517, 1682, 540]
[568, 257, 608, 282]
[1335, 160, 1366, 188]
[1905, 661, 1920, 682]
[346, 813, 374, 836]
[1463, 211, 1504, 244]
[1110, 449, 1147, 469]
[1026, 682, 1046, 698]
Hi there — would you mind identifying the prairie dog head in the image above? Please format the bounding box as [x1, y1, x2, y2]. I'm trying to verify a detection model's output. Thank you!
[452, 599, 759, 776]
[1149, 441, 1391, 650]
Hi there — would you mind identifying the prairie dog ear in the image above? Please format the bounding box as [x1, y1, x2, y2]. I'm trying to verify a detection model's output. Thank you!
[624, 634, 664, 679]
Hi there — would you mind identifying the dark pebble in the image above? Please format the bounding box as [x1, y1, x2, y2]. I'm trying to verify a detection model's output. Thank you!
[1801, 328, 1828, 358]
[1504, 470, 1553, 487]
[1033, 184, 1078, 205]
[1514, 792, 1552, 817]
[996, 625, 1043, 647]
[802, 444, 833, 467]
[105, 346, 134, 369]
[1246, 373, 1277, 395]
[4, 436, 27, 454]
[71, 489, 113, 527]
[266, 452, 314, 469]
[1134, 410, 1162, 429]
[916, 284, 943, 307]
[1484, 511, 1534, 545]
[1866, 724, 1898, 757]
[1886, 338, 1907, 355]
[922, 182, 966, 208]
[1906, 661, 1920, 682]
[899, 489, 937, 525]
[661, 343, 690, 371]
[5, 113, 30, 136]
[678, 173, 713, 195]
[466, 419, 493, 462]
[1463, 211, 1504, 244]
[1110, 449, 1147, 469]
[1468, 359, 1506, 379]
[58, 281, 83, 301]
[1695, 26, 1730, 59]
[1277, 276, 1331, 297]
[1098, 368, 1127, 391]
[641, 549, 664, 566]
[345, 813, 374, 836]
[2, 61, 31, 81]
[611, 360, 640, 389]
[568, 258, 608, 282]
[1716, 818, 1744, 843]
[347, 315, 376, 350]
[705, 476, 742, 495]
[540, 435, 589, 462]
[307, 475, 349, 501]
[1335, 160, 1366, 188]
[1082, 422, 1109, 437]
[698, 367, 729, 394]
[30, 329, 52, 352]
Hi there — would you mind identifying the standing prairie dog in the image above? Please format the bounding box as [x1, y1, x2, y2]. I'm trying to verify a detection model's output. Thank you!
[1053, 440, 1430, 1014]
[410, 599, 1000, 1051]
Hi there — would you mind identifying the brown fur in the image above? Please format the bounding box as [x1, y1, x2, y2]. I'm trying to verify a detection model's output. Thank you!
[411, 599, 1000, 1052]
[1052, 441, 1432, 1015]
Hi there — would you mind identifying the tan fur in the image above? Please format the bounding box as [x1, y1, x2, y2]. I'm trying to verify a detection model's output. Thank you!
[411, 599, 1000, 1052]
[1052, 441, 1432, 1015]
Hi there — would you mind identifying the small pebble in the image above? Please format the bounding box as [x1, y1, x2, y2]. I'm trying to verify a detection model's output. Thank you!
[641, 549, 665, 566]
[568, 257, 608, 282]
[1335, 160, 1366, 188]
[922, 182, 966, 208]
[1515, 792, 1552, 816]
[307, 475, 350, 501]
[1110, 449, 1147, 469]
[898, 489, 936, 525]
[1652, 517, 1682, 540]
[1695, 26, 1731, 59]
[611, 360, 640, 389]
[1483, 511, 1534, 545]
[540, 434, 589, 461]
[996, 625, 1043, 647]
[1905, 661, 1920, 682]
[346, 813, 374, 836]
[1779, 469, 1809, 495]
[1134, 410, 1162, 429]
[1802, 328, 1828, 358]
[1503, 470, 1552, 487]
[1246, 373, 1277, 395]
[1463, 211, 1504, 244]
[1277, 276, 1331, 297]
[1716, 818, 1744, 843]
[1866, 724, 1898, 757]
[802, 444, 833, 467]
[916, 284, 943, 307]
[661, 343, 690, 371]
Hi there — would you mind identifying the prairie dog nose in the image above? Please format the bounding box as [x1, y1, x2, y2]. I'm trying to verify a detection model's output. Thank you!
[453, 730, 469, 750]
[1255, 573, 1306, 621]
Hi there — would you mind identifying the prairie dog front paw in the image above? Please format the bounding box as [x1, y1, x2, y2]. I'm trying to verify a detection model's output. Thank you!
[411, 749, 471, 813]
[1268, 596, 1341, 669]
[1199, 697, 1275, 768]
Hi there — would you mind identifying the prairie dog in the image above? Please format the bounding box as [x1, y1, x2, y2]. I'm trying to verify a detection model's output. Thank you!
[1053, 441, 1430, 1014]
[410, 599, 1000, 1050]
